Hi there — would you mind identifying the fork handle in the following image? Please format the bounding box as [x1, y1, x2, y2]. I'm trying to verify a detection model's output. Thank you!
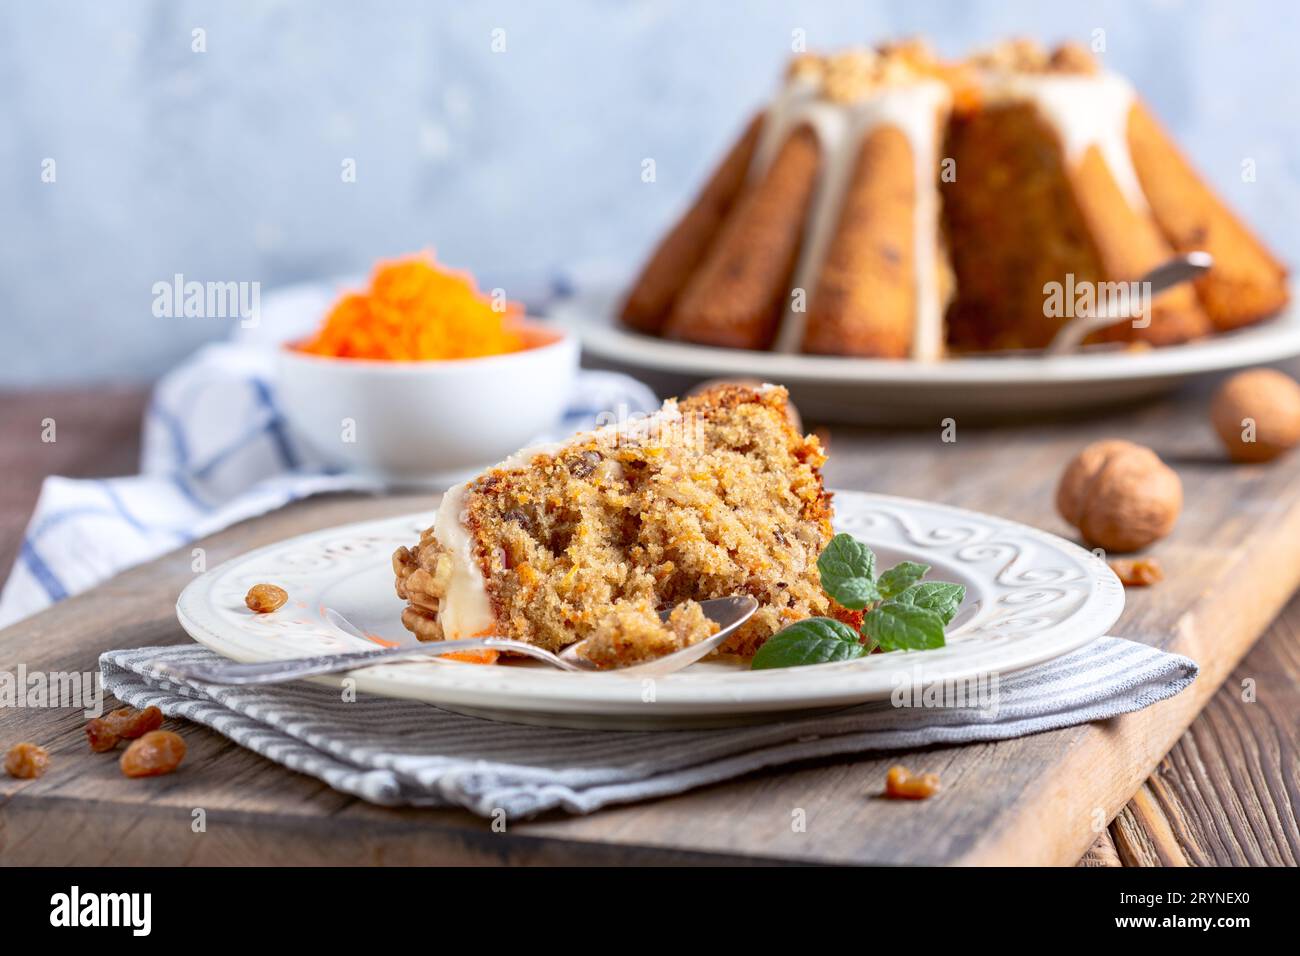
[165, 638, 537, 685]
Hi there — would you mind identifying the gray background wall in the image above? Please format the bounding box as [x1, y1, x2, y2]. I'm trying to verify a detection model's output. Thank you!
[3, 0, 1297, 385]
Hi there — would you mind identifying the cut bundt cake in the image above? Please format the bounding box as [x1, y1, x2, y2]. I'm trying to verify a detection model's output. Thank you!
[622, 38, 1288, 358]
[393, 384, 834, 662]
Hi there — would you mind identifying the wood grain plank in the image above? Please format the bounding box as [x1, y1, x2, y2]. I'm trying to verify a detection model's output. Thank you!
[2, 371, 1299, 865]
[1077, 829, 1123, 867]
[1110, 594, 1300, 866]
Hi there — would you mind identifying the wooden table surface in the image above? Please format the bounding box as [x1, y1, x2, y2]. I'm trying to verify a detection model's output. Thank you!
[0, 381, 1297, 866]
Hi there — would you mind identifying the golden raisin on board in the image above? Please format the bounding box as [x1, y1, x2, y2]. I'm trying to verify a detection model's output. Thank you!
[120, 731, 186, 778]
[85, 719, 120, 753]
[108, 705, 164, 739]
[1108, 557, 1165, 588]
[245, 583, 288, 613]
[884, 764, 940, 800]
[86, 706, 165, 752]
[5, 742, 50, 779]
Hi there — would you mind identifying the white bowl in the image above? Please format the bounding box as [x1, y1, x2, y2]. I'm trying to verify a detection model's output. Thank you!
[276, 323, 579, 485]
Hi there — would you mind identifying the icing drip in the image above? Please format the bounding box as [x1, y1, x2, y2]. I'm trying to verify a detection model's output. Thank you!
[984, 69, 1145, 210]
[754, 76, 952, 361]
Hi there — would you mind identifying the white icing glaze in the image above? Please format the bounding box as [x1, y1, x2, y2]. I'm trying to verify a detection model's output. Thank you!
[982, 69, 1145, 210]
[430, 401, 686, 638]
[430, 480, 494, 638]
[749, 63, 1146, 361]
[757, 77, 952, 361]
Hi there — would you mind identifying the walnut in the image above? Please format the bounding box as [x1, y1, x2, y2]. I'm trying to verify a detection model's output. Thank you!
[1056, 440, 1182, 553]
[1211, 368, 1300, 463]
[1049, 41, 1099, 74]
[822, 48, 879, 103]
[786, 53, 826, 84]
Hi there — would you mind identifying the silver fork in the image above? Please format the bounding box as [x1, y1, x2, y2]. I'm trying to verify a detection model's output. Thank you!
[165, 595, 759, 685]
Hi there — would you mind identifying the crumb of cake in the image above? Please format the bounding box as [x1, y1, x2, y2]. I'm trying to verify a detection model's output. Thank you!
[579, 599, 720, 670]
[5, 741, 50, 779]
[394, 384, 834, 659]
[245, 583, 288, 613]
[1109, 557, 1164, 587]
[884, 764, 940, 800]
[685, 378, 802, 431]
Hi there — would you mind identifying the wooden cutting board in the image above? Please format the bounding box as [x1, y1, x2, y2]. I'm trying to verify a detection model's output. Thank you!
[2, 369, 1298, 866]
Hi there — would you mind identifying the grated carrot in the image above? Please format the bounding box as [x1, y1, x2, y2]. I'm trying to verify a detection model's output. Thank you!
[438, 649, 500, 665]
[295, 252, 525, 361]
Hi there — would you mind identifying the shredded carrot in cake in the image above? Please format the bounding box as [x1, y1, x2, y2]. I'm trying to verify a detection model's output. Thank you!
[437, 649, 500, 665]
[296, 252, 525, 361]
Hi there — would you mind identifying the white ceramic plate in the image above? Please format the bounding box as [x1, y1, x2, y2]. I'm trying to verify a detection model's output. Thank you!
[175, 491, 1124, 729]
[552, 283, 1300, 424]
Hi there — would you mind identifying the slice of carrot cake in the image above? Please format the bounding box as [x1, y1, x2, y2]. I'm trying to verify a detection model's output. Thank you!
[392, 384, 834, 662]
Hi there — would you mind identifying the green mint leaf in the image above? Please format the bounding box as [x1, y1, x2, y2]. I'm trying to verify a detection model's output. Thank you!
[877, 561, 930, 599]
[894, 582, 966, 625]
[750, 617, 867, 670]
[862, 602, 948, 651]
[817, 533, 878, 609]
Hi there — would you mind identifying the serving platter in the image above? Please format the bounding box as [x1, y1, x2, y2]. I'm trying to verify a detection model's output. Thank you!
[552, 283, 1300, 423]
[175, 490, 1124, 729]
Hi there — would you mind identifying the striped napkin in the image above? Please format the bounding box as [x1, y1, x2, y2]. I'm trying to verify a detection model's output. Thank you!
[99, 638, 1197, 819]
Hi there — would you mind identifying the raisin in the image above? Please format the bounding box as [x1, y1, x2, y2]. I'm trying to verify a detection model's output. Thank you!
[884, 764, 940, 800]
[5, 742, 50, 779]
[245, 583, 288, 613]
[120, 731, 186, 778]
[88, 705, 164, 751]
[502, 509, 531, 530]
[109, 705, 164, 739]
[569, 450, 602, 478]
[85, 719, 120, 752]
[1108, 557, 1164, 588]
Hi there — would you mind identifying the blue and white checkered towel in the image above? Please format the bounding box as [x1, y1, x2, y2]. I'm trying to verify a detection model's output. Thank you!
[0, 280, 657, 628]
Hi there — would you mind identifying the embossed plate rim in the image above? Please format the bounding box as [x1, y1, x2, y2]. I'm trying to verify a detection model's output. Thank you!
[175, 492, 1124, 721]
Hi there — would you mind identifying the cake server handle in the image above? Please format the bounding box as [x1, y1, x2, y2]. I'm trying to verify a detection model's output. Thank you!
[1044, 251, 1213, 356]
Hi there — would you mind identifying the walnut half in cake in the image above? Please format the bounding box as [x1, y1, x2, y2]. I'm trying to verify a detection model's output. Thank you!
[393, 384, 834, 662]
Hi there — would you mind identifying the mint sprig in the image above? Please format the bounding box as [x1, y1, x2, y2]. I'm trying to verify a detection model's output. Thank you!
[816, 534, 878, 609]
[862, 602, 947, 651]
[752, 533, 966, 670]
[893, 581, 965, 625]
[877, 561, 929, 599]
[750, 617, 866, 669]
